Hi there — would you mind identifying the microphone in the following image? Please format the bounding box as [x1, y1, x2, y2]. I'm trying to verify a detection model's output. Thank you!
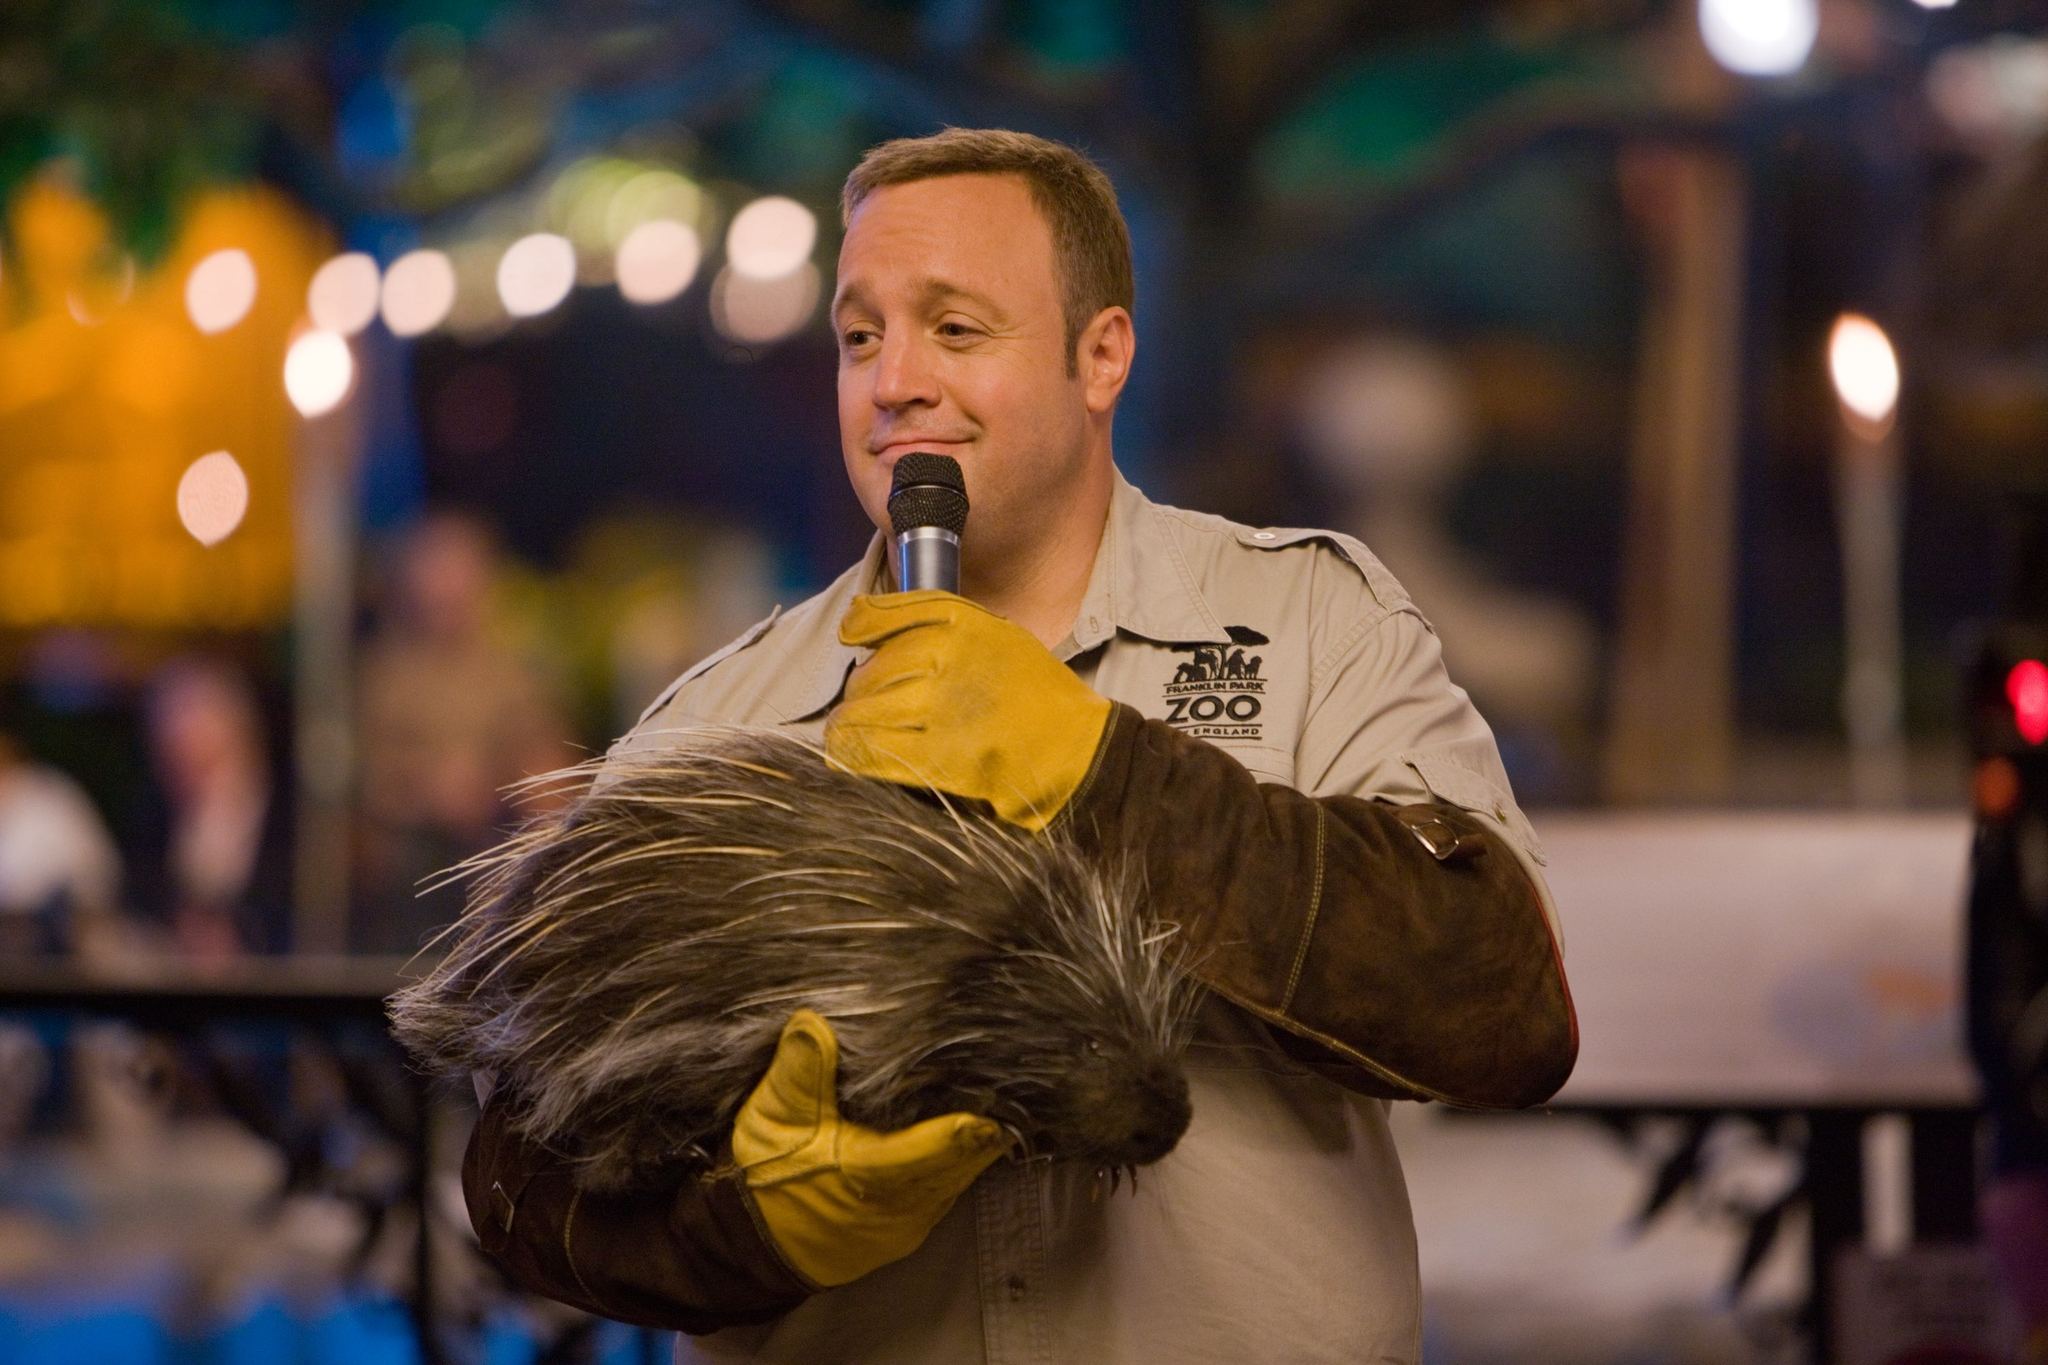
[888, 454, 968, 594]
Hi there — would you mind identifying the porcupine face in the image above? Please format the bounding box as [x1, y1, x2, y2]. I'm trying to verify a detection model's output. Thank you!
[900, 839, 1198, 1173]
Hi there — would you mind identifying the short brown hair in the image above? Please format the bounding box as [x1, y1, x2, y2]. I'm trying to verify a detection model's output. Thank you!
[842, 128, 1135, 371]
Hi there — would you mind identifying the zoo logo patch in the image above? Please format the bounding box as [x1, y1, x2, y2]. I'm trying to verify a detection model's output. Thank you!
[1164, 626, 1268, 741]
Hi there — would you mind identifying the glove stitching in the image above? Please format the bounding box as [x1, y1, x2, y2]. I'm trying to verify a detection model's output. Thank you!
[738, 1180, 827, 1294]
[561, 1186, 618, 1318]
[1195, 976, 1456, 1105]
[1279, 803, 1328, 1013]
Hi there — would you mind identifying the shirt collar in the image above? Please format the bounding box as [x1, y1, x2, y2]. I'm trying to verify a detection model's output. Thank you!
[1072, 467, 1233, 653]
[783, 466, 1231, 720]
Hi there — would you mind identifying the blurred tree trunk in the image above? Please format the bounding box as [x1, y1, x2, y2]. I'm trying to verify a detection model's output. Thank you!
[1603, 32, 1744, 804]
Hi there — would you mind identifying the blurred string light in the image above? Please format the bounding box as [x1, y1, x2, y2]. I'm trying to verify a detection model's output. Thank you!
[607, 171, 705, 246]
[497, 232, 577, 318]
[381, 248, 457, 336]
[1699, 0, 1818, 76]
[177, 450, 250, 546]
[544, 156, 641, 282]
[726, 197, 816, 280]
[616, 220, 702, 305]
[1828, 312, 1901, 432]
[185, 248, 258, 333]
[1912, 0, 1958, 8]
[712, 261, 820, 344]
[543, 158, 711, 286]
[307, 252, 381, 335]
[284, 329, 355, 417]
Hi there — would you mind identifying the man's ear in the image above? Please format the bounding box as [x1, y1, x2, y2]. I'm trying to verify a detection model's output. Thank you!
[1077, 306, 1134, 416]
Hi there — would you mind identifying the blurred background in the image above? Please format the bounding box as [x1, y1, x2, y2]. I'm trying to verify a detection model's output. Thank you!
[1, 0, 2045, 1360]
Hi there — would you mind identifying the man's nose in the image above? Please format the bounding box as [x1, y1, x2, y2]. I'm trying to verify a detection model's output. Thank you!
[872, 331, 939, 408]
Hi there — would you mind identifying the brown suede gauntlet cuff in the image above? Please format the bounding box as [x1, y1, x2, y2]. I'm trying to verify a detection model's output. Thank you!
[1058, 703, 1578, 1108]
[462, 1095, 812, 1334]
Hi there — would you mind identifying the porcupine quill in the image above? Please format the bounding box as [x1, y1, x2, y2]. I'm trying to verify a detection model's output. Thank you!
[388, 727, 1199, 1194]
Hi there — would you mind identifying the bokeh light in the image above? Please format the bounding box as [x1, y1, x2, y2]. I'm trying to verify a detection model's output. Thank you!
[497, 233, 577, 318]
[606, 170, 707, 246]
[711, 261, 821, 344]
[616, 220, 703, 305]
[284, 329, 356, 417]
[2010, 660, 2048, 745]
[1928, 38, 2048, 144]
[185, 248, 258, 333]
[307, 252, 382, 335]
[725, 197, 816, 280]
[381, 248, 458, 336]
[177, 451, 250, 546]
[1699, 0, 1818, 77]
[1828, 313, 1901, 428]
[544, 155, 641, 275]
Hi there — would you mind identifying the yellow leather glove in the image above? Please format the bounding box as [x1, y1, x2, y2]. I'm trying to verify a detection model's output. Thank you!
[732, 1010, 1009, 1289]
[827, 590, 1114, 831]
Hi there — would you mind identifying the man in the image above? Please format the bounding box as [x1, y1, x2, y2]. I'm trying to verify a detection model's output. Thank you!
[463, 128, 1576, 1363]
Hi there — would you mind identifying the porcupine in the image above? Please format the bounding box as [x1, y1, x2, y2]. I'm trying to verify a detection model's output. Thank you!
[388, 726, 1199, 1194]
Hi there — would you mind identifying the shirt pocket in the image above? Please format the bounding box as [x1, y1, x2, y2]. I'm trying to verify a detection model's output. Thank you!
[1216, 741, 1294, 786]
[1196, 740, 1277, 785]
[1400, 748, 1549, 866]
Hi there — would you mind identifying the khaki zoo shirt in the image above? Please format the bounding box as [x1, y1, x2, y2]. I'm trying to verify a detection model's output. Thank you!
[607, 467, 1558, 1365]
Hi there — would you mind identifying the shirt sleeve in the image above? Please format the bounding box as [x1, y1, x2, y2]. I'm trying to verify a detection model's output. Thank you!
[462, 1084, 813, 1333]
[1293, 605, 1562, 945]
[1058, 571, 1578, 1107]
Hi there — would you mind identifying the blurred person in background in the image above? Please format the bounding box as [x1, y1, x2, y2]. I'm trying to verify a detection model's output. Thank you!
[354, 510, 575, 954]
[0, 714, 122, 958]
[1296, 333, 1599, 803]
[127, 657, 293, 964]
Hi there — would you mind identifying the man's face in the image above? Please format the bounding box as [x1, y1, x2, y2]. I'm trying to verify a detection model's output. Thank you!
[833, 173, 1091, 567]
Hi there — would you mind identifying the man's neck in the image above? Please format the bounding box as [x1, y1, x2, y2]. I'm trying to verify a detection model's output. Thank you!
[960, 532, 1098, 649]
[980, 453, 1115, 649]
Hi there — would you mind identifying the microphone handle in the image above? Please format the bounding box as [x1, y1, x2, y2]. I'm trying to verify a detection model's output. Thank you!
[894, 527, 961, 594]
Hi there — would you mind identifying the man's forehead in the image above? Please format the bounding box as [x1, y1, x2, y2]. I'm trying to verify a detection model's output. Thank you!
[835, 175, 1053, 291]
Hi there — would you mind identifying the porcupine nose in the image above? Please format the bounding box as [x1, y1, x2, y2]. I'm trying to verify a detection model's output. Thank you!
[1121, 1067, 1193, 1167]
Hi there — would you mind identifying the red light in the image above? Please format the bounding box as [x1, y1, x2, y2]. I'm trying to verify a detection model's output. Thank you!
[2009, 660, 2048, 744]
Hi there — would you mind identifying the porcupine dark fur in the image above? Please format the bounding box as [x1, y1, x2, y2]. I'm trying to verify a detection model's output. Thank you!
[388, 727, 1199, 1193]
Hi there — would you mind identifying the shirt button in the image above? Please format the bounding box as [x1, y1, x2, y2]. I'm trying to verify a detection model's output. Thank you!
[1087, 617, 1101, 634]
[1006, 1274, 1027, 1300]
[1493, 804, 1508, 821]
[1253, 531, 1275, 540]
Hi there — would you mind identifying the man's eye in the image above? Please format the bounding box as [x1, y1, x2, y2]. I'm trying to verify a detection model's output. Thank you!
[938, 322, 977, 339]
[841, 328, 876, 348]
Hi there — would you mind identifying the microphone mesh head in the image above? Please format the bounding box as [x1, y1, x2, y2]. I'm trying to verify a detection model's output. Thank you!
[888, 454, 969, 537]
[890, 453, 966, 495]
